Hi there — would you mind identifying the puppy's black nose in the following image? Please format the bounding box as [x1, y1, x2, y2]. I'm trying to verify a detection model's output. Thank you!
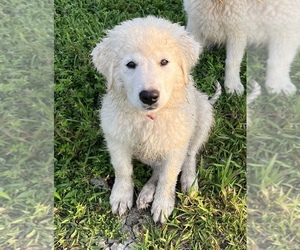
[139, 90, 160, 105]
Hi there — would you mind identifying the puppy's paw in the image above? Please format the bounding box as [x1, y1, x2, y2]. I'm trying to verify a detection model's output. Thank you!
[151, 194, 175, 223]
[180, 174, 199, 193]
[225, 78, 244, 95]
[110, 182, 133, 216]
[265, 80, 297, 95]
[137, 183, 156, 209]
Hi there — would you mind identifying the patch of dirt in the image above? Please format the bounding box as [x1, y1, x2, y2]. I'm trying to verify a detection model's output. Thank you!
[91, 178, 152, 250]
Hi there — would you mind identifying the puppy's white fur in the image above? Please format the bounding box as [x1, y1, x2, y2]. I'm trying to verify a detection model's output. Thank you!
[184, 0, 300, 94]
[92, 16, 214, 223]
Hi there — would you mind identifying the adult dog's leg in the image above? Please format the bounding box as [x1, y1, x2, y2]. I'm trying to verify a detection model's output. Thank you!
[265, 36, 299, 95]
[137, 166, 160, 209]
[224, 35, 246, 94]
[151, 149, 187, 223]
[108, 140, 134, 216]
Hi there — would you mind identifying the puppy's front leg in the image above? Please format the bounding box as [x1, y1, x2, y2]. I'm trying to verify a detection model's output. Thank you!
[151, 150, 187, 223]
[107, 139, 134, 216]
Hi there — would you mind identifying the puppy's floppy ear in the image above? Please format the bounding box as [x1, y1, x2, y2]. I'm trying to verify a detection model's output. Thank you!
[91, 36, 115, 89]
[177, 31, 202, 84]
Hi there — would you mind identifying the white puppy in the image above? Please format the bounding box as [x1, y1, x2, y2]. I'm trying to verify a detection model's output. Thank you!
[184, 0, 300, 94]
[92, 16, 214, 223]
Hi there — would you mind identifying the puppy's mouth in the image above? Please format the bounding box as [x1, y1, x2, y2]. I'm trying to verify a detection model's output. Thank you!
[146, 106, 157, 110]
[142, 103, 159, 111]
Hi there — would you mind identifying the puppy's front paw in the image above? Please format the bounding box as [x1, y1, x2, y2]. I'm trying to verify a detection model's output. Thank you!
[110, 181, 133, 216]
[151, 194, 175, 223]
[137, 183, 156, 209]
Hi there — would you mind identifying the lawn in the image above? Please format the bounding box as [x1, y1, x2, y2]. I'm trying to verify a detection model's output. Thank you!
[0, 0, 53, 249]
[247, 94, 300, 250]
[54, 0, 246, 249]
[247, 49, 300, 249]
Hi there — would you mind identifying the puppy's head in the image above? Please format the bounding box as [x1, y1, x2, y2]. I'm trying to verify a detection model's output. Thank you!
[91, 16, 201, 112]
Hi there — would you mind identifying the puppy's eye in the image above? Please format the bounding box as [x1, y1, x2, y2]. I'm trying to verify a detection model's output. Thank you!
[126, 61, 137, 69]
[160, 59, 169, 66]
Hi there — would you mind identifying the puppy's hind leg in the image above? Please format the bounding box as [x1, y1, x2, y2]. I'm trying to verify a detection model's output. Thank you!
[137, 165, 160, 209]
[181, 106, 213, 192]
[180, 136, 204, 193]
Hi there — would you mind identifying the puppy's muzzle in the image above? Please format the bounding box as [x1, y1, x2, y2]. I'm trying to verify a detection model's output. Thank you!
[139, 90, 160, 106]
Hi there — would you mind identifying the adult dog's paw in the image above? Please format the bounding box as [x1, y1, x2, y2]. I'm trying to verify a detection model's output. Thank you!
[225, 76, 244, 95]
[265, 79, 297, 95]
[225, 82, 245, 95]
[110, 182, 133, 216]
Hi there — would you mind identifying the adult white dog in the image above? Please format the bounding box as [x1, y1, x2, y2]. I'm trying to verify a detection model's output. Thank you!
[92, 16, 214, 223]
[184, 0, 300, 95]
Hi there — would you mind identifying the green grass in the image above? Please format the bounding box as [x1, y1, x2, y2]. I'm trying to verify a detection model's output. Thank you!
[54, 0, 246, 249]
[0, 0, 53, 249]
[247, 95, 300, 249]
[247, 50, 300, 249]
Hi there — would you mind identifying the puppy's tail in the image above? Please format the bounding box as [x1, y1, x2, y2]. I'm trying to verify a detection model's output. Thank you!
[209, 81, 222, 105]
